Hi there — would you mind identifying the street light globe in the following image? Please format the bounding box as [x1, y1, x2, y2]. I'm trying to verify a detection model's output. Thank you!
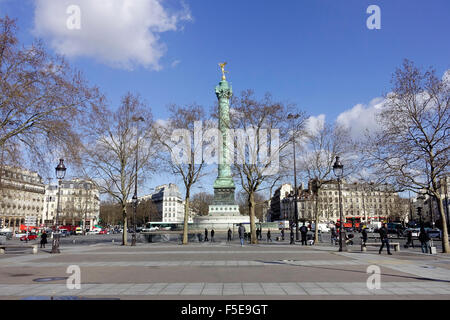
[55, 159, 67, 180]
[332, 156, 343, 178]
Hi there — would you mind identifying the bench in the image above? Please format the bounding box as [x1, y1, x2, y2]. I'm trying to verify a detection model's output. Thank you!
[0, 244, 38, 254]
[361, 242, 400, 252]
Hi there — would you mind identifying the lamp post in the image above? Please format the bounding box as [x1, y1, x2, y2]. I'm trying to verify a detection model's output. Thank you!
[51, 159, 66, 254]
[417, 193, 426, 228]
[333, 156, 347, 252]
[131, 116, 144, 246]
[287, 113, 300, 240]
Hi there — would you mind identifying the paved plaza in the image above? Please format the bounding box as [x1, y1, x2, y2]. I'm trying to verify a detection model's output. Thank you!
[1, 234, 450, 300]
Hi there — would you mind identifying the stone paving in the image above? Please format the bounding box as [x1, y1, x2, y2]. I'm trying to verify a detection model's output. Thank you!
[0, 241, 449, 299]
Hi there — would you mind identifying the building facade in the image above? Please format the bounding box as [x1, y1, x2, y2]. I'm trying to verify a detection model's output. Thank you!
[0, 166, 45, 231]
[140, 184, 192, 224]
[43, 179, 100, 229]
[272, 180, 406, 224]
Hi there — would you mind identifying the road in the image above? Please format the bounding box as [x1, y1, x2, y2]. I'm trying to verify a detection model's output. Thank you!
[1, 230, 450, 301]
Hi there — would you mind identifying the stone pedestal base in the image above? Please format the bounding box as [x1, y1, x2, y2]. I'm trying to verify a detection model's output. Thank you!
[192, 204, 250, 230]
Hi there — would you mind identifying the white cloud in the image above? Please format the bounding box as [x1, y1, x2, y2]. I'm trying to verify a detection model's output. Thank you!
[336, 97, 385, 140]
[33, 0, 192, 70]
[305, 114, 325, 136]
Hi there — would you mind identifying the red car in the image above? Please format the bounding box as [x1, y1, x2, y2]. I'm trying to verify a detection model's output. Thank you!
[99, 229, 108, 234]
[20, 234, 38, 241]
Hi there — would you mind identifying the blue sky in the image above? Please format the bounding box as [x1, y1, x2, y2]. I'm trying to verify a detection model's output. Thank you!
[1, 0, 449, 197]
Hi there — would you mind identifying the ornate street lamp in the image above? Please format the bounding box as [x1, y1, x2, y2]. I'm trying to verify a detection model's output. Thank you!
[333, 156, 347, 252]
[51, 159, 66, 254]
[287, 113, 300, 241]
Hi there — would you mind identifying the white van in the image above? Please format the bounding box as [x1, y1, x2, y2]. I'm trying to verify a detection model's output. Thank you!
[311, 223, 330, 232]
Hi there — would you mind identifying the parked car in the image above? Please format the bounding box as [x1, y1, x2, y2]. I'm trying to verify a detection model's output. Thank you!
[426, 228, 442, 239]
[87, 229, 100, 235]
[99, 229, 108, 234]
[0, 232, 13, 240]
[59, 229, 70, 237]
[405, 228, 420, 237]
[75, 227, 83, 235]
[20, 233, 38, 241]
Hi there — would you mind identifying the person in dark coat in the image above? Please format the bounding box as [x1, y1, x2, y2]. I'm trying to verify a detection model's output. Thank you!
[267, 229, 272, 242]
[238, 224, 245, 246]
[361, 227, 368, 246]
[281, 228, 285, 241]
[204, 228, 209, 242]
[256, 228, 260, 240]
[289, 227, 294, 244]
[227, 228, 232, 242]
[406, 230, 414, 248]
[210, 229, 215, 242]
[40, 231, 48, 248]
[331, 228, 337, 245]
[378, 223, 392, 255]
[419, 227, 430, 254]
[300, 223, 308, 245]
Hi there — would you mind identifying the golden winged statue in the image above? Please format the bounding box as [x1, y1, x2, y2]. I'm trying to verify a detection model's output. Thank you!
[218, 62, 228, 80]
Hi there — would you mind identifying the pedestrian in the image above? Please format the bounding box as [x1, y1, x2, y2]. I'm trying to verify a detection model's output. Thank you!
[361, 227, 368, 247]
[331, 228, 337, 245]
[300, 223, 308, 245]
[238, 224, 245, 246]
[289, 227, 294, 244]
[210, 228, 215, 242]
[227, 228, 232, 242]
[204, 228, 209, 242]
[419, 226, 431, 254]
[267, 229, 272, 242]
[318, 229, 322, 242]
[40, 231, 47, 248]
[256, 228, 260, 240]
[378, 223, 392, 255]
[406, 230, 414, 248]
[259, 227, 262, 240]
[281, 228, 285, 241]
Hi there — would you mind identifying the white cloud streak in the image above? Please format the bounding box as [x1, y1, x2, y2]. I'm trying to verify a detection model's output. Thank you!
[33, 0, 191, 70]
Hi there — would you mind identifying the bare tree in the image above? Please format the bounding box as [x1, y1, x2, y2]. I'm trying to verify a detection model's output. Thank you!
[0, 16, 102, 171]
[298, 122, 355, 244]
[237, 191, 266, 222]
[154, 104, 211, 244]
[363, 60, 449, 253]
[229, 90, 306, 244]
[82, 93, 156, 245]
[191, 192, 214, 216]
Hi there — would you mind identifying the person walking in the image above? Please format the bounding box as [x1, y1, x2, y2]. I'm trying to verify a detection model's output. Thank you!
[40, 231, 47, 248]
[259, 227, 263, 240]
[204, 228, 209, 242]
[256, 228, 260, 240]
[378, 223, 392, 255]
[419, 227, 431, 254]
[238, 224, 245, 246]
[227, 228, 232, 242]
[210, 228, 215, 242]
[281, 228, 285, 241]
[289, 227, 295, 244]
[331, 228, 337, 245]
[267, 229, 272, 242]
[406, 230, 414, 248]
[300, 223, 308, 245]
[361, 226, 368, 247]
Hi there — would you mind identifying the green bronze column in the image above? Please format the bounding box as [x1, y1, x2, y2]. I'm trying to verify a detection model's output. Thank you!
[213, 63, 236, 205]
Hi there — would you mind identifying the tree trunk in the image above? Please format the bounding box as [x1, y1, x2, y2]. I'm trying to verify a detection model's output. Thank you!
[437, 196, 449, 253]
[122, 205, 127, 246]
[248, 192, 257, 244]
[182, 190, 190, 245]
[314, 194, 319, 245]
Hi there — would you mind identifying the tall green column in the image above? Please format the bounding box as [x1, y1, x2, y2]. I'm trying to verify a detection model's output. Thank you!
[212, 76, 235, 206]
